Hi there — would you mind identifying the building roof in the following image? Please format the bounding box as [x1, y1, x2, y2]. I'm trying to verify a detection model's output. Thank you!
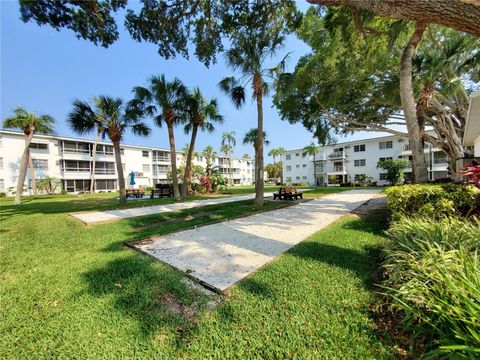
[464, 91, 480, 146]
[283, 132, 408, 153]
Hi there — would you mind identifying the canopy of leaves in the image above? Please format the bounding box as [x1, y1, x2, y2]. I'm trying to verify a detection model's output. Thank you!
[20, 0, 302, 67]
[3, 106, 56, 135]
[274, 7, 404, 144]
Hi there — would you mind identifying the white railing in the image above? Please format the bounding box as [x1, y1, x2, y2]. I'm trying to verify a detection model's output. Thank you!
[328, 151, 345, 159]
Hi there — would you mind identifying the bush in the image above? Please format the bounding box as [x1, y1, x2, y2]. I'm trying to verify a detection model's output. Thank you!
[386, 184, 479, 220]
[0, 192, 6, 197]
[382, 217, 480, 357]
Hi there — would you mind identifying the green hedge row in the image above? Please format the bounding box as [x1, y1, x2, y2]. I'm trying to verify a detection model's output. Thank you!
[385, 184, 479, 220]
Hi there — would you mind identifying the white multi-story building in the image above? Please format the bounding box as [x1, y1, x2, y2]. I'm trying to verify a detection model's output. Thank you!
[0, 130, 253, 194]
[282, 134, 450, 186]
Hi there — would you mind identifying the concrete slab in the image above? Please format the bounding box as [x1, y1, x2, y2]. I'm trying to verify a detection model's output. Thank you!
[133, 189, 382, 292]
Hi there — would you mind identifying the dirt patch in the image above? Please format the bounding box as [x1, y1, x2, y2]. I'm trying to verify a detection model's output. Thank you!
[351, 195, 388, 218]
[133, 211, 213, 233]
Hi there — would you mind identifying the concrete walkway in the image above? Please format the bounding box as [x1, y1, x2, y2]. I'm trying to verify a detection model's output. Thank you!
[133, 189, 382, 292]
[71, 192, 277, 224]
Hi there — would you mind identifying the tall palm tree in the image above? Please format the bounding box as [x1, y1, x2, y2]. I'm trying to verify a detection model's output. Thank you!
[202, 145, 217, 177]
[68, 96, 150, 206]
[181, 88, 223, 199]
[220, 143, 232, 184]
[219, 30, 287, 206]
[130, 75, 187, 201]
[243, 128, 269, 188]
[3, 107, 55, 204]
[302, 142, 321, 186]
[221, 131, 236, 186]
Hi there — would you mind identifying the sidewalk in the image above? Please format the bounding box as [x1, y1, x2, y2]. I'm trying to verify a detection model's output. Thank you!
[71, 192, 275, 224]
[133, 189, 382, 291]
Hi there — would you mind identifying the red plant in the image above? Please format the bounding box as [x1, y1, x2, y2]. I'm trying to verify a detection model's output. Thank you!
[460, 161, 480, 188]
[200, 175, 211, 193]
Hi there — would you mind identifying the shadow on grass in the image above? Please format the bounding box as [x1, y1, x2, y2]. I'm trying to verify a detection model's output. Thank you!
[79, 255, 209, 340]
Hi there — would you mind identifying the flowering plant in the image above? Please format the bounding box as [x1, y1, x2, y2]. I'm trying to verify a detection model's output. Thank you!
[199, 175, 211, 193]
[460, 160, 480, 188]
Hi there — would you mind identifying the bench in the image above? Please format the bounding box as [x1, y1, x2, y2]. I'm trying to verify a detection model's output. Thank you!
[126, 189, 145, 198]
[273, 186, 303, 201]
[150, 184, 173, 198]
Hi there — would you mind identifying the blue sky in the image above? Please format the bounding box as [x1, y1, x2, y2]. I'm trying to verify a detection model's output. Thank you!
[1, 1, 390, 159]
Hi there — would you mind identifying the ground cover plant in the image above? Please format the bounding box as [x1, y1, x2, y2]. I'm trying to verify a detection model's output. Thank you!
[0, 189, 396, 358]
[382, 187, 480, 358]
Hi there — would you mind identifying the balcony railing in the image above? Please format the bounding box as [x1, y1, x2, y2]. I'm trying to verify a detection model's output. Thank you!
[153, 156, 170, 162]
[64, 148, 90, 154]
[328, 151, 346, 159]
[333, 165, 344, 172]
[63, 167, 90, 172]
[94, 168, 116, 175]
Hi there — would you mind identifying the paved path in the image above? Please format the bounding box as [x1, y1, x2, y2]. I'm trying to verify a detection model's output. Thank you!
[134, 189, 382, 292]
[72, 192, 277, 224]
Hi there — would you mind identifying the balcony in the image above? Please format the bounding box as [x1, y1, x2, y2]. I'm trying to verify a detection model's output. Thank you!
[328, 151, 346, 160]
[153, 156, 170, 162]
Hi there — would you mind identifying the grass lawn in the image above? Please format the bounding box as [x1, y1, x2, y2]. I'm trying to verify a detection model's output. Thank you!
[0, 188, 395, 358]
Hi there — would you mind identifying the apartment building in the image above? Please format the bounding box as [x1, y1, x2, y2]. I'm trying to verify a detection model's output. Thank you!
[0, 130, 253, 194]
[282, 134, 450, 186]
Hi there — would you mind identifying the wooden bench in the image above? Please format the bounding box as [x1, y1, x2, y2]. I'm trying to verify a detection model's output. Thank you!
[150, 184, 173, 198]
[126, 189, 145, 198]
[273, 186, 303, 201]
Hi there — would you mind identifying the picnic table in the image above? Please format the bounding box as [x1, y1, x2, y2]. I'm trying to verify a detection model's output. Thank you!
[126, 189, 145, 199]
[273, 186, 303, 201]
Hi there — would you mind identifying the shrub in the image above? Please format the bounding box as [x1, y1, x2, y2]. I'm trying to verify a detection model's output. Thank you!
[386, 184, 479, 220]
[377, 159, 409, 185]
[382, 217, 480, 357]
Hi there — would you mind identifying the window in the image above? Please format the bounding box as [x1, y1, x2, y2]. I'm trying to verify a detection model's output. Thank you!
[32, 159, 48, 170]
[296, 176, 300, 180]
[0, 179, 4, 191]
[286, 165, 292, 171]
[285, 154, 291, 160]
[29, 143, 48, 150]
[379, 140, 393, 149]
[142, 150, 149, 158]
[379, 157, 393, 162]
[434, 152, 447, 164]
[302, 164, 307, 168]
[0, 157, 3, 170]
[120, 148, 125, 155]
[333, 147, 343, 152]
[379, 173, 388, 181]
[354, 159, 366, 167]
[64, 141, 89, 154]
[64, 179, 91, 192]
[295, 153, 300, 157]
[94, 162, 115, 175]
[354, 144, 365, 152]
[95, 179, 117, 191]
[96, 144, 114, 156]
[302, 176, 307, 180]
[64, 160, 90, 172]
[295, 164, 300, 168]
[143, 164, 150, 173]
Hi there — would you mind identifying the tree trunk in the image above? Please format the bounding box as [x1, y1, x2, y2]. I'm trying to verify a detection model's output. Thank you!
[313, 154, 317, 186]
[307, 0, 480, 37]
[15, 133, 34, 204]
[182, 124, 198, 200]
[255, 94, 264, 206]
[28, 151, 37, 196]
[113, 140, 126, 206]
[167, 121, 181, 201]
[399, 21, 429, 183]
[90, 129, 101, 193]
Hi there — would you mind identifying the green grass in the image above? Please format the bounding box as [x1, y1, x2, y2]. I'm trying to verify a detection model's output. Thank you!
[0, 189, 395, 358]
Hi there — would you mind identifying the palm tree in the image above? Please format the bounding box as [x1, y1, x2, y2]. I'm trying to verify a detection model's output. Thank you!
[202, 145, 217, 177]
[130, 74, 187, 201]
[302, 142, 321, 186]
[219, 30, 287, 206]
[242, 153, 251, 160]
[221, 131, 236, 186]
[243, 128, 269, 188]
[2, 107, 55, 204]
[220, 143, 232, 184]
[68, 99, 104, 194]
[181, 88, 223, 199]
[68, 96, 150, 206]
